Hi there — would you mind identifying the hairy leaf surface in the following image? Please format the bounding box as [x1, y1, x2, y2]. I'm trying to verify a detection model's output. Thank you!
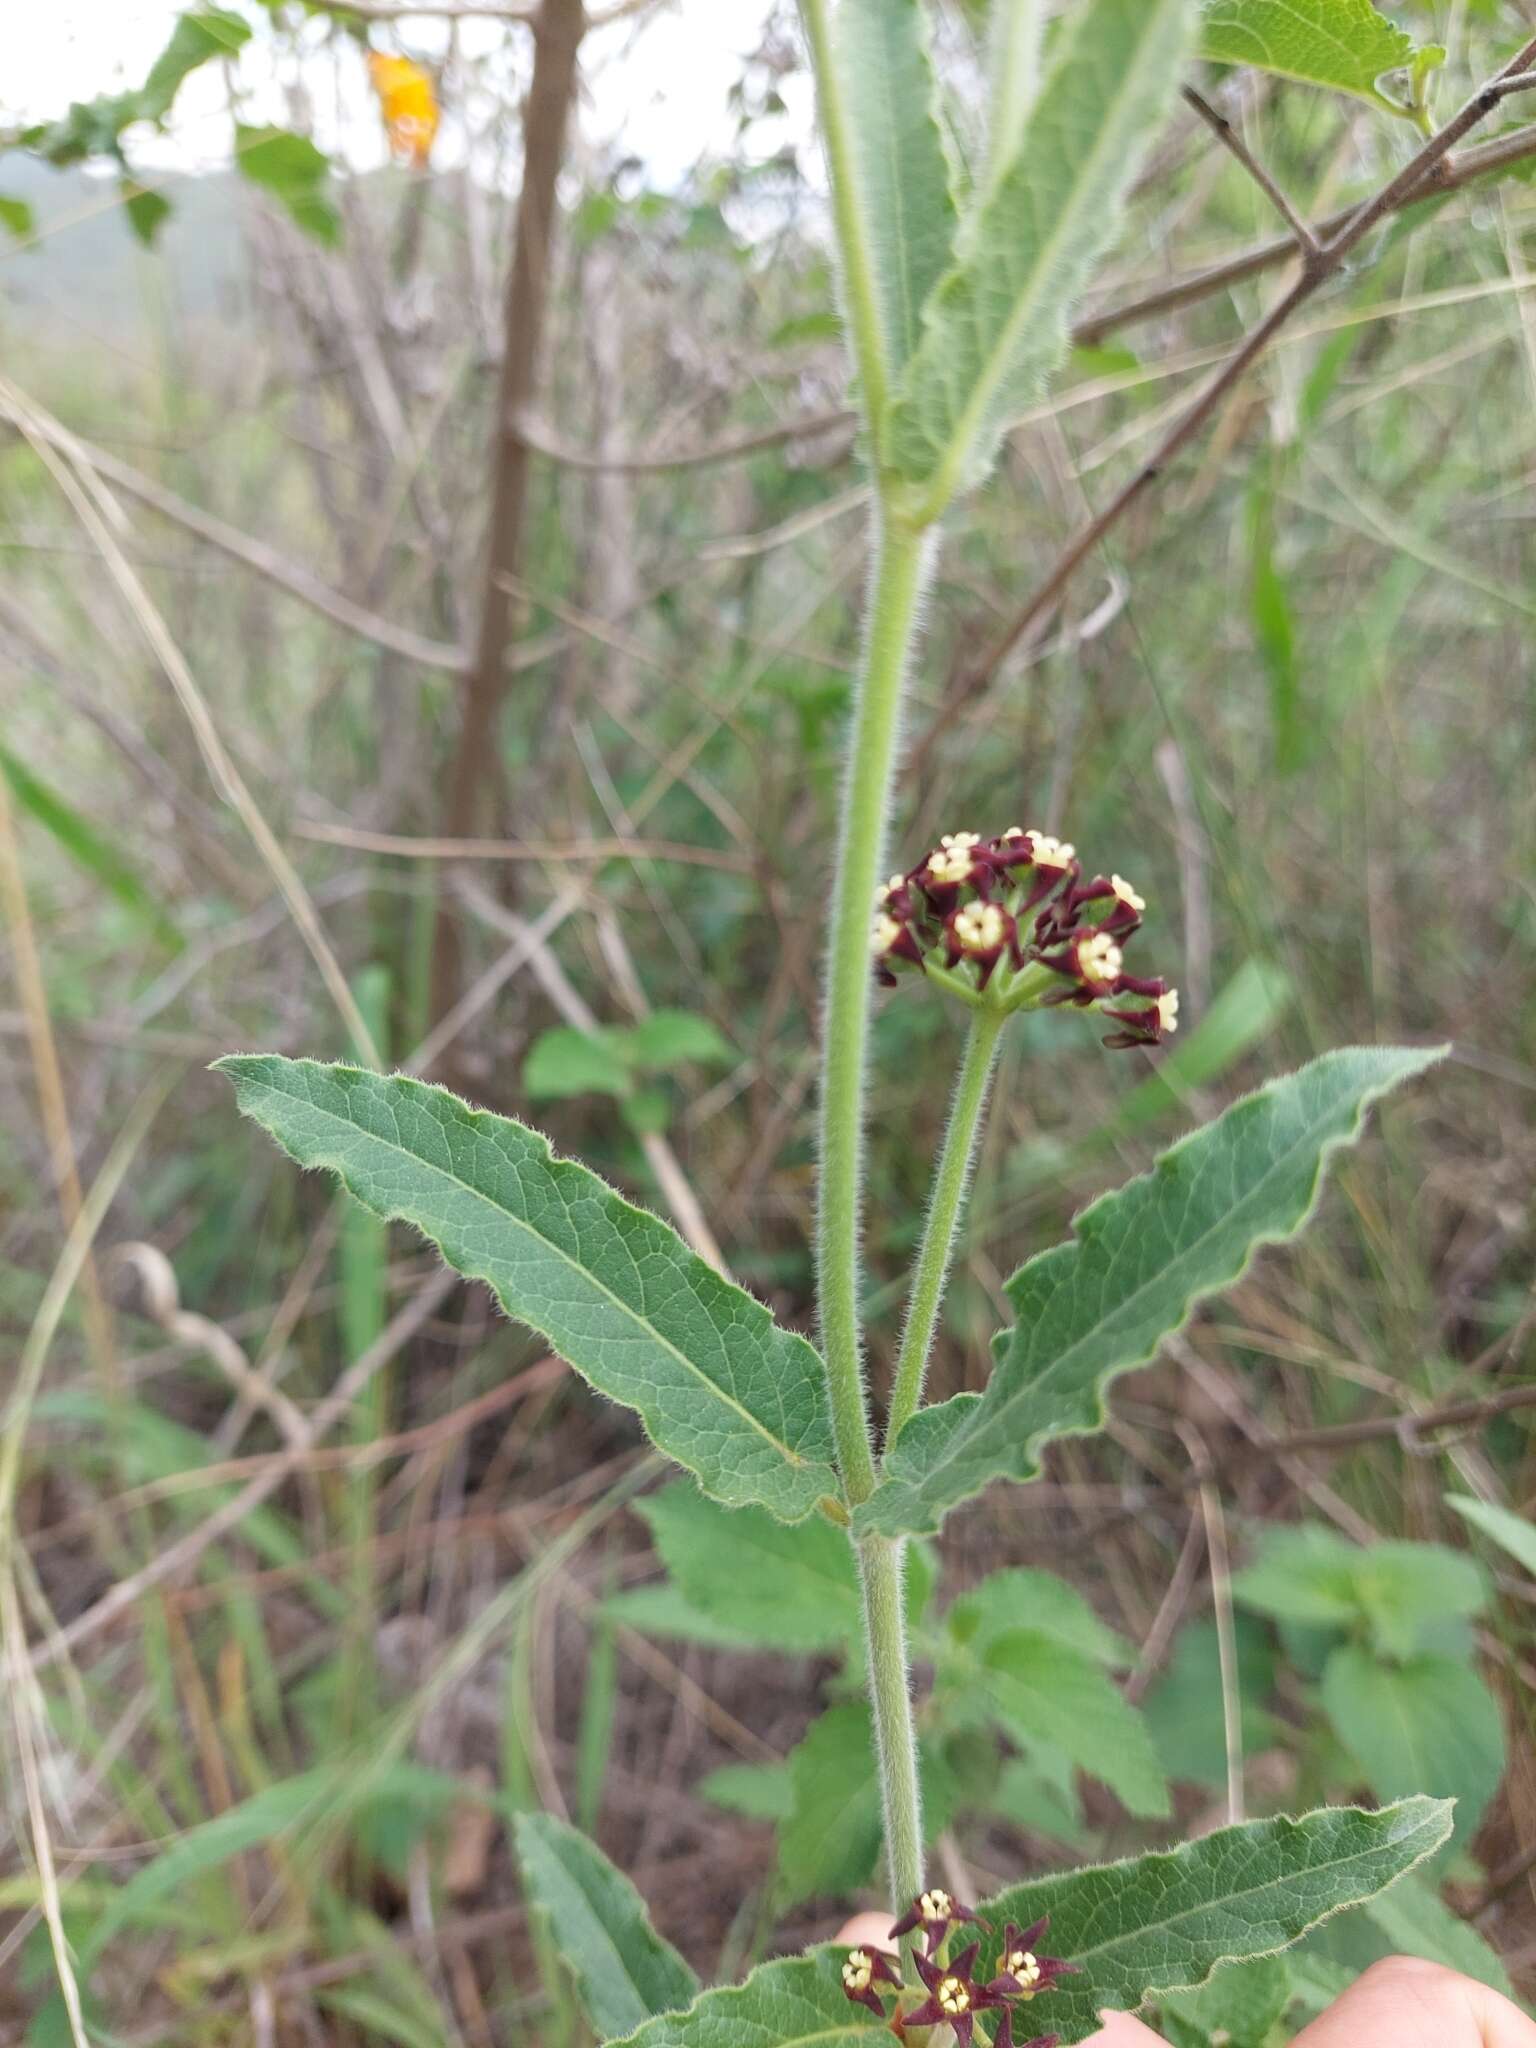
[858, 1046, 1443, 1537]
[514, 1813, 697, 2038]
[885, 0, 1198, 505]
[606, 1951, 883, 2046]
[834, 0, 957, 383]
[218, 1058, 839, 1520]
[974, 1798, 1451, 2042]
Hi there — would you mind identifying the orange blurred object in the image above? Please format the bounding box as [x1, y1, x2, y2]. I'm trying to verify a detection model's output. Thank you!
[367, 52, 439, 169]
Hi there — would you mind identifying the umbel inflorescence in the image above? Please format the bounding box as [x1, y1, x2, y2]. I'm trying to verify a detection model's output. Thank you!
[873, 827, 1179, 1048]
[841, 1891, 1076, 2045]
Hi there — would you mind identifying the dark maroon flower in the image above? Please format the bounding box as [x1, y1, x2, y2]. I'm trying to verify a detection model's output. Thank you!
[904, 1942, 1006, 2046]
[839, 1943, 902, 2020]
[890, 1887, 985, 1955]
[1101, 983, 1179, 1049]
[986, 1919, 1079, 2003]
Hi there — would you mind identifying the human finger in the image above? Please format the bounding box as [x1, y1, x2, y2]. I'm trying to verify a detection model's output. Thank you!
[1291, 1957, 1536, 2048]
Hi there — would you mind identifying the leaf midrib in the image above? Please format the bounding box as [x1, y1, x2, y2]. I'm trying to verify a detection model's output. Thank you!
[916, 0, 1178, 506]
[964, 1068, 1387, 1475]
[244, 1070, 816, 1471]
[1006, 1810, 1442, 1979]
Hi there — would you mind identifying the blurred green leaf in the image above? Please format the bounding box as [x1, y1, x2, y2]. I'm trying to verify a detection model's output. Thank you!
[626, 1009, 733, 1072]
[1234, 1526, 1487, 1658]
[946, 1565, 1134, 1668]
[513, 1812, 699, 2039]
[977, 1628, 1170, 1818]
[697, 1761, 794, 1822]
[0, 195, 34, 239]
[1157, 1953, 1291, 2047]
[524, 1026, 633, 1101]
[636, 1483, 860, 1653]
[1447, 1494, 1536, 1579]
[1197, 0, 1437, 115]
[1142, 1615, 1279, 1790]
[235, 124, 340, 244]
[122, 179, 171, 246]
[0, 741, 181, 950]
[777, 1703, 954, 1904]
[1321, 1645, 1504, 1849]
[142, 8, 252, 115]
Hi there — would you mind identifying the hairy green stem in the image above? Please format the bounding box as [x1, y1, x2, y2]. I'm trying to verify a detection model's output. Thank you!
[857, 1534, 924, 1911]
[816, 514, 934, 1507]
[887, 1004, 1005, 1446]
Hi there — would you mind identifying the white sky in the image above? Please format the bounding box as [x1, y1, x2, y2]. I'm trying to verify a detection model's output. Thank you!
[9, 1, 804, 186]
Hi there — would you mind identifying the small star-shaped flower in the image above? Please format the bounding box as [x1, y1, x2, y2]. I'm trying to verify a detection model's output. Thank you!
[992, 2011, 1060, 2048]
[904, 1943, 1005, 2046]
[838, 1944, 902, 2020]
[890, 1887, 985, 1955]
[986, 1918, 1079, 2003]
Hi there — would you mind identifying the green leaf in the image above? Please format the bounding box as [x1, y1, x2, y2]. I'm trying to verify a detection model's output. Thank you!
[605, 1583, 761, 1649]
[524, 1027, 634, 1101]
[216, 1058, 839, 1521]
[972, 1797, 1452, 2043]
[0, 196, 34, 240]
[697, 1762, 794, 1823]
[625, 1010, 734, 1072]
[235, 124, 341, 244]
[1197, 0, 1434, 114]
[1320, 1646, 1504, 1850]
[977, 1629, 1170, 1818]
[885, 0, 1198, 507]
[946, 1565, 1134, 1668]
[122, 180, 172, 247]
[636, 1484, 859, 1653]
[1363, 1875, 1512, 1995]
[81, 1768, 340, 1966]
[1447, 1494, 1536, 1579]
[513, 1812, 698, 2039]
[1156, 1954, 1291, 2047]
[777, 1704, 955, 1905]
[859, 1046, 1444, 1538]
[0, 742, 181, 950]
[1143, 1616, 1279, 1790]
[1234, 1525, 1487, 1659]
[1296, 1870, 1513, 2001]
[833, 0, 958, 382]
[606, 1951, 884, 2047]
[141, 8, 252, 119]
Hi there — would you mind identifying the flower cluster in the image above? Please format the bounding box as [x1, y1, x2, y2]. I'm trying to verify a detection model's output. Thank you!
[872, 826, 1179, 1049]
[841, 1891, 1076, 2046]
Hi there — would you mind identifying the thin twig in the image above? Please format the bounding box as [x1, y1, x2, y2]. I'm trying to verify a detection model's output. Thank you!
[513, 401, 852, 473]
[0, 408, 466, 672]
[1180, 1426, 1244, 1825]
[296, 820, 749, 873]
[967, 40, 1536, 694]
[1182, 84, 1320, 254]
